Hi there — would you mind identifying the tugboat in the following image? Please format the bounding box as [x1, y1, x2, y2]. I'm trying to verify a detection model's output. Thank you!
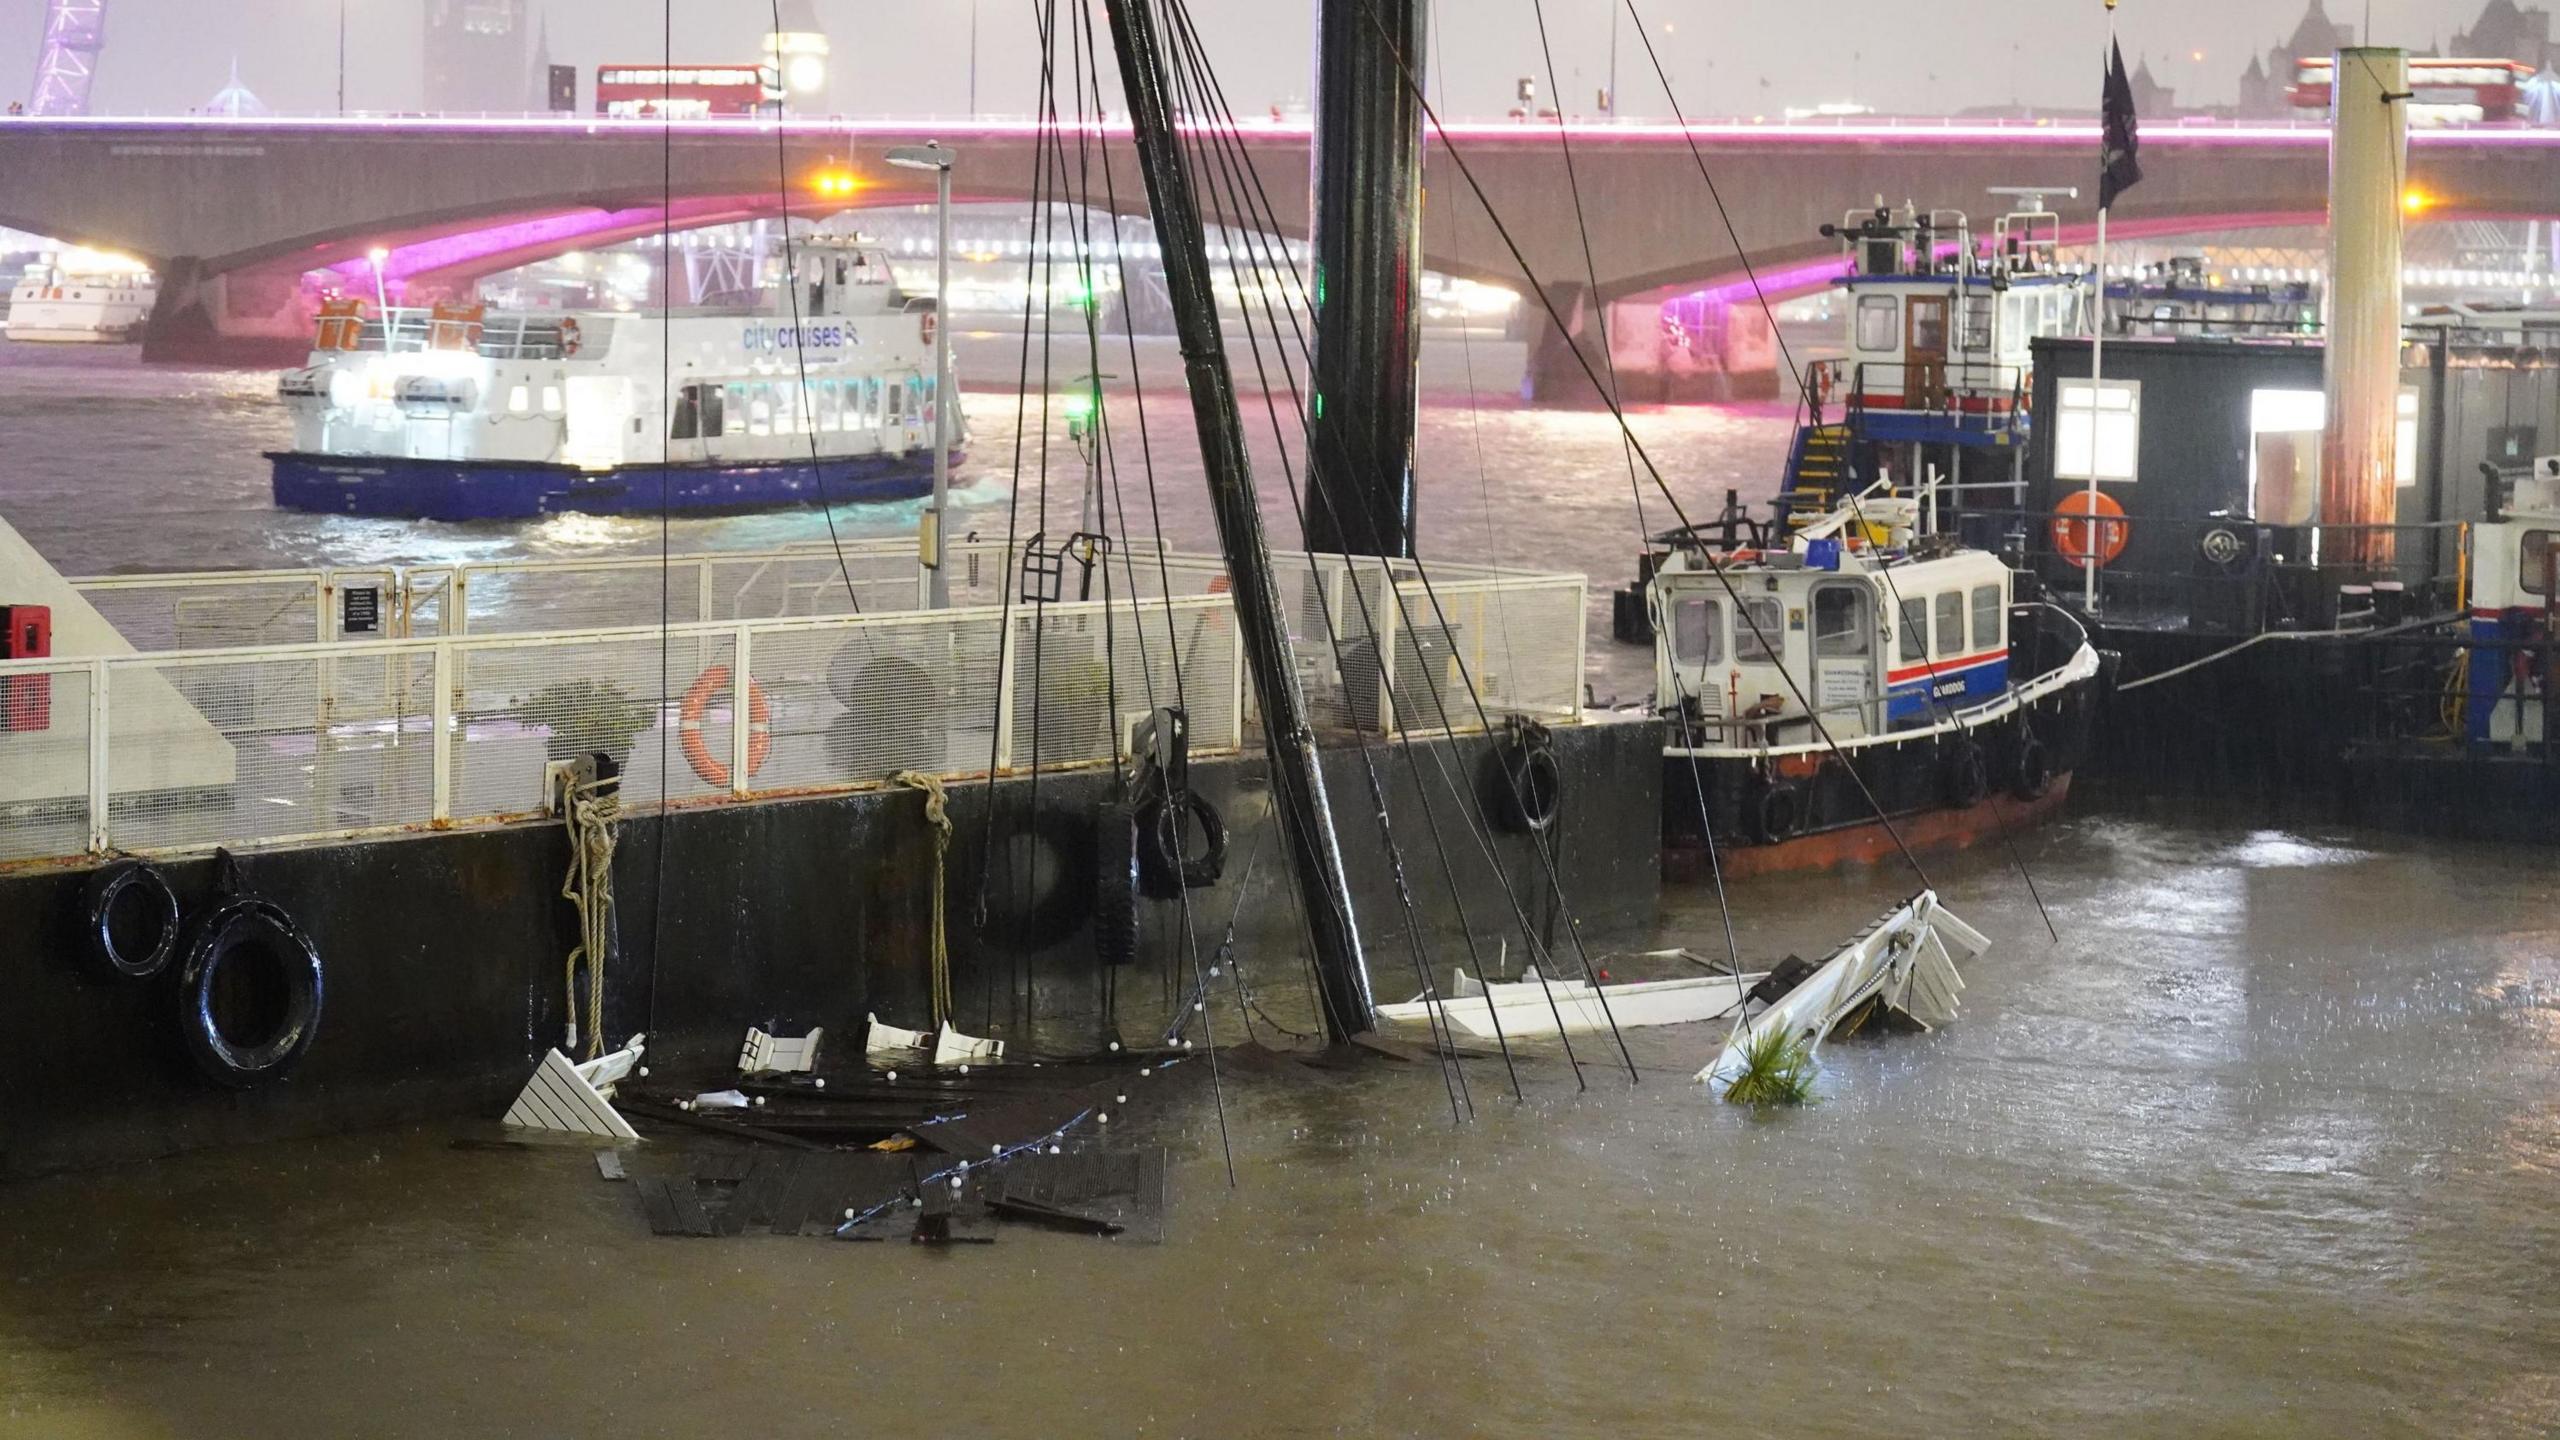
[4, 251, 155, 343]
[1642, 196, 2104, 877]
[268, 235, 961, 521]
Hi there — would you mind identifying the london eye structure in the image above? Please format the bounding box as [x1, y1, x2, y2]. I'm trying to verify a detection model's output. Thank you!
[27, 0, 107, 117]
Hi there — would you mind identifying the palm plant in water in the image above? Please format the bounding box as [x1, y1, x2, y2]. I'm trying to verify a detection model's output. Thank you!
[1722, 1024, 1818, 1108]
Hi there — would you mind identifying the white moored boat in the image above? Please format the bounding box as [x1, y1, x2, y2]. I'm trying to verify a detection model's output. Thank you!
[5, 251, 156, 343]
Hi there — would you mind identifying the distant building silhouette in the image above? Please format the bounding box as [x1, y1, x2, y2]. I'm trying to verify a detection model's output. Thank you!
[2237, 0, 2555, 116]
[423, 0, 531, 115]
[2238, 0, 2355, 116]
[2450, 0, 2554, 68]
[2128, 55, 2176, 116]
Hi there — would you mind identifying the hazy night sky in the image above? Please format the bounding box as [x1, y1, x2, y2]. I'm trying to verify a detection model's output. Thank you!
[0, 1, 2513, 119]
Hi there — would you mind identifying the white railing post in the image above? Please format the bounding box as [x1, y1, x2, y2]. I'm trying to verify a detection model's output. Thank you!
[1571, 576, 1588, 720]
[86, 659, 110, 854]
[1229, 602, 1246, 749]
[431, 641, 453, 825]
[316, 571, 334, 644]
[450, 567, 471, 636]
[1376, 567, 1401, 736]
[729, 623, 754, 798]
[993, 612, 1019, 772]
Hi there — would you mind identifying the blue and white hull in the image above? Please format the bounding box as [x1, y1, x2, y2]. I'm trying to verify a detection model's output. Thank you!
[268, 449, 953, 522]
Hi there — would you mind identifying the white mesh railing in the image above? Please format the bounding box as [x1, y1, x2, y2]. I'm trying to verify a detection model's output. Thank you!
[14, 548, 1580, 863]
[0, 591, 1264, 862]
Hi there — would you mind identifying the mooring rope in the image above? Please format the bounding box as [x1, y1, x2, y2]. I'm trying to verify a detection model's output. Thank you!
[559, 773, 622, 1060]
[892, 770, 955, 1027]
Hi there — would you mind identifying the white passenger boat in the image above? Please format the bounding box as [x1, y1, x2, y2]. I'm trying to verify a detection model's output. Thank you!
[269, 236, 962, 521]
[4, 253, 155, 343]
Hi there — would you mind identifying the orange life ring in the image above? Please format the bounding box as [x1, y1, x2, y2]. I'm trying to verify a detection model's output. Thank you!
[2050, 490, 2130, 570]
[557, 316, 583, 357]
[679, 665, 772, 788]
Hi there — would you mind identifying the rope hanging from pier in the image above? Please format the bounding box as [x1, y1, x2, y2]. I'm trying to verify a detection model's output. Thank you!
[559, 772, 622, 1060]
[893, 770, 955, 1028]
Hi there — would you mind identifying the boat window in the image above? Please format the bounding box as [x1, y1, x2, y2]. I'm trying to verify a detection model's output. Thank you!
[669, 385, 698, 439]
[888, 383, 905, 423]
[774, 382, 799, 435]
[1855, 296, 1897, 352]
[1908, 300, 1946, 354]
[1898, 597, 1927, 663]
[1933, 591, 1965, 658]
[814, 380, 840, 432]
[540, 384, 563, 414]
[2525, 531, 2554, 596]
[1670, 596, 1722, 667]
[1812, 587, 1869, 658]
[2054, 379, 2140, 482]
[701, 384, 726, 436]
[508, 383, 531, 416]
[748, 385, 774, 436]
[1971, 584, 2003, 650]
[1734, 596, 1784, 664]
[1960, 294, 1993, 353]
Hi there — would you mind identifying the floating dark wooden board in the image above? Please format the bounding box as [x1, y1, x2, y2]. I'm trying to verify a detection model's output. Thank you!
[990, 1147, 1168, 1244]
[634, 1176, 720, 1237]
[906, 1090, 1100, 1159]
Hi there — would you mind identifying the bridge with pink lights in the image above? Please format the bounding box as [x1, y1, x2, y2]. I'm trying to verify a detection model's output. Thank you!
[2, 114, 2556, 388]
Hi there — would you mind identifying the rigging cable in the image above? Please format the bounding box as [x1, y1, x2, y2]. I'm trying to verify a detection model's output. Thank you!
[1063, 0, 1240, 1174]
[1163, 0, 1638, 1086]
[968, 0, 1064, 1034]
[1615, 0, 2062, 937]
[1345, 0, 1935, 891]
[1159, 1, 1491, 1111]
[1527, 0, 1745, 982]
[1158, 11, 1475, 1118]
[644, 0, 674, 1038]
[1162, 0, 1586, 1090]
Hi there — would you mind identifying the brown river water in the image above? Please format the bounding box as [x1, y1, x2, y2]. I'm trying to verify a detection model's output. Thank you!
[2, 339, 2557, 1436]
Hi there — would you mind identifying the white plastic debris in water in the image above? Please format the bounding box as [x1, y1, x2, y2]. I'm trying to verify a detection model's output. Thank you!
[740, 1025, 824, 1075]
[864, 1012, 931, 1056]
[688, 1089, 750, 1111]
[503, 1033, 648, 1141]
[932, 1021, 1005, 1066]
[1697, 889, 1985, 1094]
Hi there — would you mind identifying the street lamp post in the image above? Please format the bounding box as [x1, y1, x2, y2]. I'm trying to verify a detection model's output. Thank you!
[886, 142, 956, 608]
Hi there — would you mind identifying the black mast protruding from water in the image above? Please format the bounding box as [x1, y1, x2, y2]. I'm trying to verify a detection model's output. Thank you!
[1304, 0, 1425, 558]
[1099, 0, 1376, 1037]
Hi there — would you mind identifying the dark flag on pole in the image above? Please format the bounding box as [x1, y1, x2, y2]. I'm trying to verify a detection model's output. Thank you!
[2101, 39, 2144, 209]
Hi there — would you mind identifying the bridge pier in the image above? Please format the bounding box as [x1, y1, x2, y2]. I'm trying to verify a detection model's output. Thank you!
[140, 259, 315, 368]
[1520, 283, 1783, 406]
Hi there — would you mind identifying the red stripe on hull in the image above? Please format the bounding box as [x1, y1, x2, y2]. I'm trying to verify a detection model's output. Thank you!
[1663, 773, 2074, 883]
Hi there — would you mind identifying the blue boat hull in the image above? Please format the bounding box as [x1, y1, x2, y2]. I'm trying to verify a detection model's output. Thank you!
[268, 450, 949, 521]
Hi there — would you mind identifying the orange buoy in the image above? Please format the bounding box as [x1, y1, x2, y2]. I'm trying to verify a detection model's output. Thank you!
[2050, 490, 2129, 570]
[678, 666, 772, 788]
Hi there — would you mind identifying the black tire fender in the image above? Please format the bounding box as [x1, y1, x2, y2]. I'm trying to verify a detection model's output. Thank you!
[1752, 779, 1806, 843]
[1943, 737, 1991, 809]
[1487, 732, 1564, 835]
[1093, 803, 1141, 967]
[2012, 733, 2054, 801]
[176, 898, 324, 1089]
[80, 859, 181, 982]
[1135, 789, 1227, 898]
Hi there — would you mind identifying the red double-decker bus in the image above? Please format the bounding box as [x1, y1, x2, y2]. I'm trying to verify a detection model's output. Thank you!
[2292, 57, 2534, 124]
[594, 64, 767, 119]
